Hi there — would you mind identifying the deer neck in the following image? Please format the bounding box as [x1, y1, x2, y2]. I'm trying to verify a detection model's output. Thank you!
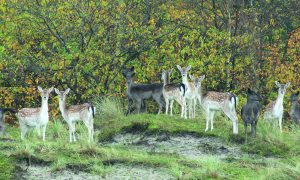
[41, 98, 49, 113]
[162, 76, 168, 86]
[181, 76, 188, 85]
[58, 99, 68, 118]
[126, 78, 133, 89]
[274, 93, 284, 110]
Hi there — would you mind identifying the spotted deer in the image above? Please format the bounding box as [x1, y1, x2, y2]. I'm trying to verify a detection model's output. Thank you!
[17, 86, 53, 141]
[55, 88, 95, 143]
[193, 76, 239, 134]
[176, 65, 197, 118]
[161, 69, 187, 118]
[264, 81, 290, 132]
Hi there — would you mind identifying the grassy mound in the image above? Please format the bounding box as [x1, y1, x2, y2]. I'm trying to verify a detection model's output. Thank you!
[0, 97, 299, 179]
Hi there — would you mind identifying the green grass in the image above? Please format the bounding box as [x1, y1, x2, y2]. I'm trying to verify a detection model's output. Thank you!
[1, 97, 300, 179]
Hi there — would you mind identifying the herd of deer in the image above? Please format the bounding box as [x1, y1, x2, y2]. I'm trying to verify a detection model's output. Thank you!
[0, 65, 299, 144]
[122, 65, 300, 143]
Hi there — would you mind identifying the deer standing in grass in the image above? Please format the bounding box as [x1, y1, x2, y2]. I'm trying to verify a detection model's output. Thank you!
[264, 81, 290, 132]
[161, 69, 187, 118]
[122, 67, 164, 115]
[193, 76, 239, 134]
[55, 88, 95, 143]
[290, 92, 300, 124]
[241, 89, 262, 143]
[176, 65, 197, 118]
[17, 86, 53, 141]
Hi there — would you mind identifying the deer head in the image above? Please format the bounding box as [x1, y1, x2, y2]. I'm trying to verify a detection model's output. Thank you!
[247, 88, 262, 102]
[38, 86, 53, 101]
[55, 88, 70, 102]
[290, 91, 299, 102]
[193, 75, 206, 88]
[275, 81, 290, 95]
[122, 67, 135, 81]
[176, 65, 191, 79]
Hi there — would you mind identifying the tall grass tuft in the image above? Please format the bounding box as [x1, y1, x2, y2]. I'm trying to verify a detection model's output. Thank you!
[93, 97, 125, 120]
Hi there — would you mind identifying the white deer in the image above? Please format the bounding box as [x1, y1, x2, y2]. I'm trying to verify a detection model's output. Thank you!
[193, 76, 239, 134]
[176, 65, 197, 118]
[264, 81, 290, 132]
[17, 86, 53, 141]
[161, 69, 187, 118]
[55, 88, 95, 143]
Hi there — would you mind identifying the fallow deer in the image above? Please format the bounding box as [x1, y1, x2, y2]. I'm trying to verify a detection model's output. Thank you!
[241, 89, 262, 143]
[176, 65, 197, 118]
[122, 67, 164, 115]
[161, 69, 187, 118]
[264, 81, 290, 132]
[17, 86, 53, 141]
[290, 92, 300, 124]
[193, 76, 239, 134]
[55, 88, 95, 143]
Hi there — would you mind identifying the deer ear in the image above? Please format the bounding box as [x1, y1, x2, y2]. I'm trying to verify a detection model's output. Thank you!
[285, 82, 291, 88]
[176, 65, 182, 72]
[168, 69, 173, 74]
[200, 75, 205, 81]
[247, 88, 252, 94]
[48, 87, 54, 93]
[186, 65, 191, 71]
[54, 88, 60, 94]
[65, 88, 70, 94]
[162, 69, 166, 74]
[275, 81, 280, 87]
[37, 86, 43, 92]
[189, 74, 195, 81]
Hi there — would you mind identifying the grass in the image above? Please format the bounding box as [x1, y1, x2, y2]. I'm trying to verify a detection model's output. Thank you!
[0, 97, 300, 179]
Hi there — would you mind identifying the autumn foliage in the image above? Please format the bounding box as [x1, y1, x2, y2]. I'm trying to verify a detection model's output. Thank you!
[0, 1, 299, 121]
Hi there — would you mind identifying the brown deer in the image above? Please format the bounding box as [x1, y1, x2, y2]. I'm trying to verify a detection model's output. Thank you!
[55, 88, 95, 143]
[17, 86, 53, 141]
[193, 76, 239, 134]
[161, 69, 187, 118]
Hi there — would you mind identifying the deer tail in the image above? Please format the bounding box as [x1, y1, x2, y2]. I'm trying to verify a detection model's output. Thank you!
[180, 83, 186, 97]
[89, 105, 96, 118]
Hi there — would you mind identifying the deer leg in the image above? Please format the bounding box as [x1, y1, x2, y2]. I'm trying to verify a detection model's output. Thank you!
[126, 98, 133, 115]
[154, 96, 163, 115]
[36, 126, 41, 137]
[67, 122, 73, 143]
[244, 123, 248, 144]
[210, 111, 215, 131]
[42, 124, 47, 141]
[72, 122, 76, 142]
[20, 123, 28, 140]
[184, 98, 187, 119]
[193, 99, 196, 118]
[170, 100, 174, 116]
[251, 122, 256, 138]
[165, 99, 169, 115]
[278, 116, 283, 133]
[205, 109, 210, 132]
[135, 99, 142, 114]
[223, 108, 239, 134]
